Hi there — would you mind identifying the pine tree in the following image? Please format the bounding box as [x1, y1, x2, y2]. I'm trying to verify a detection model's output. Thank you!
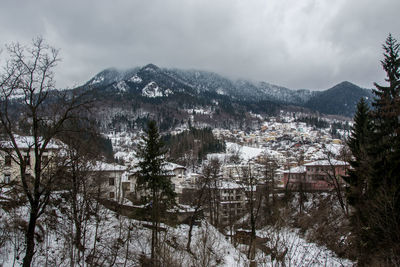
[370, 34, 400, 193]
[345, 99, 372, 202]
[347, 34, 400, 264]
[368, 34, 400, 263]
[136, 120, 176, 264]
[343, 98, 372, 257]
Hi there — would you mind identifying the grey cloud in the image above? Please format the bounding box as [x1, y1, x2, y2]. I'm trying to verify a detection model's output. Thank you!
[0, 0, 399, 90]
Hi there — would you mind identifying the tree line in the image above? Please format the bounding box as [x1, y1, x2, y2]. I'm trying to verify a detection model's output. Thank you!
[163, 127, 225, 167]
[345, 34, 400, 265]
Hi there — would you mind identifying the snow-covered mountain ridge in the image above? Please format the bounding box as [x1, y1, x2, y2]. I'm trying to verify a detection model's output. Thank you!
[80, 64, 373, 128]
[86, 64, 319, 104]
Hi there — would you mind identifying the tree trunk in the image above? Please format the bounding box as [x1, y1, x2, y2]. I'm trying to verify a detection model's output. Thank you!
[249, 223, 257, 267]
[23, 207, 39, 267]
[186, 211, 197, 252]
[123, 223, 132, 267]
[151, 189, 159, 265]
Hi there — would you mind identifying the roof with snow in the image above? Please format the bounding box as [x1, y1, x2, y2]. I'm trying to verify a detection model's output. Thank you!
[1, 135, 63, 150]
[283, 166, 306, 174]
[164, 162, 186, 171]
[304, 160, 347, 166]
[91, 161, 127, 172]
[208, 180, 243, 189]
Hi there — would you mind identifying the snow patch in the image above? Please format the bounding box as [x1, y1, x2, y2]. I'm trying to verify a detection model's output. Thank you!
[90, 75, 104, 85]
[185, 108, 212, 115]
[113, 81, 129, 92]
[129, 75, 142, 83]
[226, 142, 264, 161]
[216, 88, 226, 95]
[164, 88, 173, 96]
[144, 66, 156, 72]
[142, 82, 163, 98]
[141, 82, 173, 98]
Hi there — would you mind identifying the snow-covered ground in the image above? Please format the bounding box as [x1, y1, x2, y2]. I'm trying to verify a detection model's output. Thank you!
[253, 227, 353, 266]
[0, 194, 246, 267]
[226, 142, 264, 161]
[0, 193, 353, 266]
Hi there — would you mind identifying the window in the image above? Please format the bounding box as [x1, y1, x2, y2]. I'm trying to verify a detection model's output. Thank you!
[24, 156, 30, 166]
[42, 156, 48, 164]
[109, 192, 115, 199]
[109, 178, 115, 186]
[4, 174, 10, 183]
[5, 156, 11, 166]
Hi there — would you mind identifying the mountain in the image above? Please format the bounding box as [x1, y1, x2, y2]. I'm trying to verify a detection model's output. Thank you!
[304, 81, 373, 117]
[87, 64, 315, 104]
[80, 64, 372, 132]
[86, 67, 140, 87]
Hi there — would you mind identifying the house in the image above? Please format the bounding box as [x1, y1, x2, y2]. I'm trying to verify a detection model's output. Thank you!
[283, 160, 349, 191]
[0, 136, 62, 185]
[128, 161, 187, 202]
[0, 135, 132, 202]
[90, 161, 128, 201]
[222, 163, 264, 182]
[164, 162, 186, 195]
[204, 180, 247, 226]
[282, 166, 307, 190]
[180, 178, 247, 226]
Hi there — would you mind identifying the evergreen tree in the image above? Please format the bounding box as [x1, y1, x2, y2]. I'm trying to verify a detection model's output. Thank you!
[367, 34, 400, 264]
[347, 34, 400, 265]
[345, 99, 372, 203]
[370, 33, 400, 193]
[343, 98, 372, 257]
[136, 120, 176, 264]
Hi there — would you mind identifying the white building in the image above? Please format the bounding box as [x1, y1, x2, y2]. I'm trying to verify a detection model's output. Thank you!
[0, 136, 62, 184]
[90, 161, 128, 201]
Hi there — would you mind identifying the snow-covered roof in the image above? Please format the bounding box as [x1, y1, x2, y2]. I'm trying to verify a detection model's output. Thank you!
[164, 162, 185, 171]
[304, 160, 347, 166]
[211, 180, 243, 189]
[1, 135, 62, 150]
[283, 166, 306, 174]
[91, 161, 127, 172]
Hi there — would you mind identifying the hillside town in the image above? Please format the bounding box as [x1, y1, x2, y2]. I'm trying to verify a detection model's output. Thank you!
[2, 113, 349, 200]
[95, 112, 350, 207]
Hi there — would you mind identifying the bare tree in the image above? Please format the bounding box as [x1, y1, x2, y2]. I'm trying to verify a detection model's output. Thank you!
[295, 152, 307, 215]
[59, 133, 109, 266]
[186, 158, 220, 252]
[259, 156, 279, 221]
[205, 158, 222, 228]
[0, 37, 91, 266]
[240, 163, 262, 267]
[283, 153, 294, 200]
[323, 151, 349, 216]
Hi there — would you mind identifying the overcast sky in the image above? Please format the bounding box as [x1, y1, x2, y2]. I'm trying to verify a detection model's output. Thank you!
[1, 0, 399, 90]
